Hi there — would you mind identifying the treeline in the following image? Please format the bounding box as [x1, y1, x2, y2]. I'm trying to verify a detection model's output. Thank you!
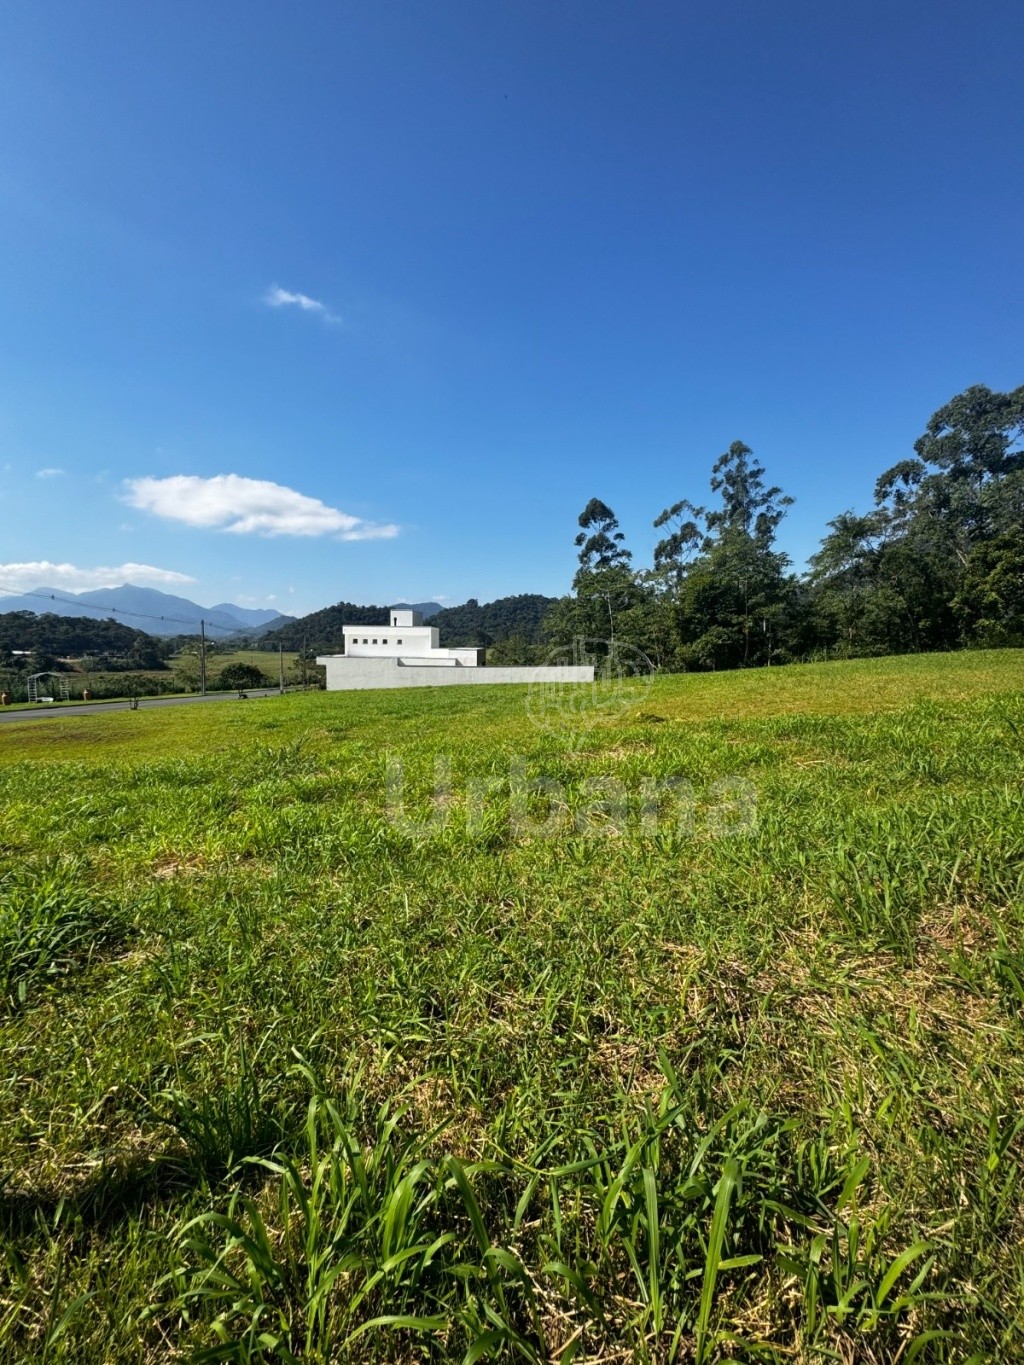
[259, 602, 404, 654]
[166, 379, 1022, 674]
[430, 594, 556, 646]
[0, 612, 170, 671]
[547, 382, 1024, 669]
[260, 594, 558, 654]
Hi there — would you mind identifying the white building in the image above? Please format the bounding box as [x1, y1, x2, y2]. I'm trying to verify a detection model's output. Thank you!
[317, 607, 594, 691]
[341, 609, 483, 668]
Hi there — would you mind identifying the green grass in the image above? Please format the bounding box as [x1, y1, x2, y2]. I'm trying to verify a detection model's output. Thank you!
[201, 649, 303, 679]
[0, 650, 1022, 1361]
[0, 650, 304, 709]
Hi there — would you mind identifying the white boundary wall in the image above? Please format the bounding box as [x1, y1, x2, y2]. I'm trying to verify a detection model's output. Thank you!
[316, 655, 594, 691]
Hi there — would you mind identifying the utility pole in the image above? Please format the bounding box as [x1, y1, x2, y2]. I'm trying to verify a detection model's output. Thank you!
[278, 644, 284, 695]
[200, 619, 207, 696]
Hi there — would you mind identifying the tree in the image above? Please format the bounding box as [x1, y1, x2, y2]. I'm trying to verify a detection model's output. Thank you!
[127, 637, 166, 670]
[706, 441, 794, 547]
[811, 383, 1024, 655]
[808, 511, 905, 654]
[661, 443, 797, 669]
[543, 499, 649, 653]
[952, 532, 1024, 645]
[428, 594, 556, 646]
[575, 500, 641, 644]
[218, 662, 270, 691]
[652, 498, 704, 588]
[574, 498, 632, 574]
[878, 384, 1023, 557]
[912, 383, 1024, 487]
[487, 634, 543, 665]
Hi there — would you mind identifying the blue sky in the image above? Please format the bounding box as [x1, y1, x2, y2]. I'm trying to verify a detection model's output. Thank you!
[1, 0, 1021, 616]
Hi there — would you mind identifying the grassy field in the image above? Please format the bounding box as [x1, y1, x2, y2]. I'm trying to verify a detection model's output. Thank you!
[201, 649, 306, 681]
[1, 650, 1022, 1362]
[1, 651, 308, 709]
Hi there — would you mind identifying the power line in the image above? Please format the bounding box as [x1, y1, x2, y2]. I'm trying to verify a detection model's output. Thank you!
[0, 584, 241, 635]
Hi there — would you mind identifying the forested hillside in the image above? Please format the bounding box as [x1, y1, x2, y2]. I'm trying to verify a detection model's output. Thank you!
[257, 602, 395, 653]
[0, 612, 169, 668]
[259, 595, 555, 653]
[428, 594, 556, 645]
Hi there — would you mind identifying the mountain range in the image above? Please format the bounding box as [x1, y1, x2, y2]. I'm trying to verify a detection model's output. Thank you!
[0, 585, 293, 638]
[0, 582, 553, 652]
[391, 602, 444, 620]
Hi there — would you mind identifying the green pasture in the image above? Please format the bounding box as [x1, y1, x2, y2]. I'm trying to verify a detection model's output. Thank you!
[200, 648, 303, 679]
[1, 650, 1022, 1361]
[0, 649, 306, 710]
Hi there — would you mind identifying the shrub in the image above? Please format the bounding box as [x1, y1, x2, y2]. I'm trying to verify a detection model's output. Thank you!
[217, 662, 271, 691]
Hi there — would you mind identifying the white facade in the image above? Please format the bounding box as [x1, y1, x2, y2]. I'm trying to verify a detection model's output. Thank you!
[341, 610, 483, 668]
[317, 655, 597, 691]
[317, 606, 594, 691]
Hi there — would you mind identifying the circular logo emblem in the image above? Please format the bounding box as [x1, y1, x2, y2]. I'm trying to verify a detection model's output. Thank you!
[526, 637, 654, 739]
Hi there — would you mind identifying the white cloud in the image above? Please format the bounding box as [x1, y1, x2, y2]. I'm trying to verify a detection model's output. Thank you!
[0, 561, 196, 594]
[264, 285, 339, 323]
[36, 467, 65, 479]
[123, 474, 399, 541]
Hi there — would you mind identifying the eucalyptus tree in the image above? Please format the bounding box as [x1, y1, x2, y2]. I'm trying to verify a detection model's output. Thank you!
[573, 497, 633, 574]
[652, 498, 705, 588]
[811, 383, 1024, 652]
[545, 498, 647, 654]
[655, 443, 797, 668]
[706, 441, 794, 548]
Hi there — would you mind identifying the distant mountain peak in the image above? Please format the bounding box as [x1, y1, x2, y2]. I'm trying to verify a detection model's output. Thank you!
[0, 583, 292, 638]
[390, 601, 443, 619]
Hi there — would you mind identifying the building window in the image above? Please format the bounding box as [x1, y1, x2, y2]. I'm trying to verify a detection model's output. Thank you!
[397, 638, 403, 644]
[382, 638, 388, 644]
[372, 638, 378, 645]
[363, 638, 368, 644]
[392, 616, 398, 626]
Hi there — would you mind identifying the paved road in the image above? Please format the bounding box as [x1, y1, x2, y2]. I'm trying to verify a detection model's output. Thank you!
[0, 689, 284, 724]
